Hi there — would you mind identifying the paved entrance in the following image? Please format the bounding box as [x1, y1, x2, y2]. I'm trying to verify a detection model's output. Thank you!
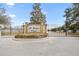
[0, 36, 79, 56]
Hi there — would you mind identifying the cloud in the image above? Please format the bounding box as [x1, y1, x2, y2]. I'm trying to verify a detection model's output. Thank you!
[7, 3, 14, 6]
[9, 14, 16, 18]
[42, 10, 47, 15]
[6, 3, 15, 6]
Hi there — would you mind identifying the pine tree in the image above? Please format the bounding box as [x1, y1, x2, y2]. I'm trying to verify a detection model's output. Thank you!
[30, 3, 47, 25]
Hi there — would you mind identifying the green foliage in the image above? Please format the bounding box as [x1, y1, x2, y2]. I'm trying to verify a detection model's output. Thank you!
[64, 3, 79, 33]
[0, 8, 11, 26]
[30, 3, 47, 25]
[15, 35, 39, 38]
[15, 34, 47, 38]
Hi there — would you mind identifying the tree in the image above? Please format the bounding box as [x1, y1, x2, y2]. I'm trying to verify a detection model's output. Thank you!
[64, 3, 79, 33]
[0, 8, 11, 28]
[64, 8, 72, 35]
[64, 8, 72, 29]
[70, 3, 79, 32]
[30, 3, 47, 25]
[0, 4, 11, 35]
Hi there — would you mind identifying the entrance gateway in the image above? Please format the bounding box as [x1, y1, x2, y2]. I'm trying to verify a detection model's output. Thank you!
[15, 3, 48, 38]
[15, 23, 48, 38]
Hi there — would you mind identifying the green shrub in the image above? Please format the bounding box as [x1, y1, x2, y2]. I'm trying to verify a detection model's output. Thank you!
[15, 35, 39, 38]
[15, 34, 48, 38]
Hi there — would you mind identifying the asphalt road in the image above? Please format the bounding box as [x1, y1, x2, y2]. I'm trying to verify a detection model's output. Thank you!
[0, 33, 79, 56]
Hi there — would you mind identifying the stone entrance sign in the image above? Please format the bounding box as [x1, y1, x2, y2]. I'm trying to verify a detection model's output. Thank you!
[15, 23, 48, 38]
[27, 25, 40, 32]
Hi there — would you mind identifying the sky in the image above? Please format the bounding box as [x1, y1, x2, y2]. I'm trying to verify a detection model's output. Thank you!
[0, 3, 72, 28]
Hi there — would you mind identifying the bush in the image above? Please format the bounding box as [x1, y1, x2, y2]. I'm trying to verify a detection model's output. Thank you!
[15, 33, 48, 38]
[15, 35, 40, 38]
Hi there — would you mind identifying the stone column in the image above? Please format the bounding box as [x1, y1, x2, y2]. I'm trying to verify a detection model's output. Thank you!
[0, 31, 1, 36]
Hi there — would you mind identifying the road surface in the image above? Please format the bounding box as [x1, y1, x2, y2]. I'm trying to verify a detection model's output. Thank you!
[0, 33, 79, 56]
